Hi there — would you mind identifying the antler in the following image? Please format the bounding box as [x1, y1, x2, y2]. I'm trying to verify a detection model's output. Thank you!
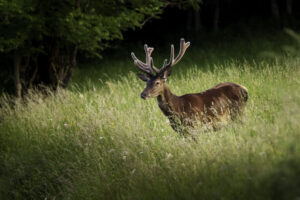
[131, 45, 159, 76]
[159, 38, 190, 74]
[131, 38, 190, 77]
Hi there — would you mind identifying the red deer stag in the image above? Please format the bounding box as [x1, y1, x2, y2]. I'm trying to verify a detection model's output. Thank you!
[131, 39, 248, 133]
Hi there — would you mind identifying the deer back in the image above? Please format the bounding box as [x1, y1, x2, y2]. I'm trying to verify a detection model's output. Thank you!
[163, 82, 248, 124]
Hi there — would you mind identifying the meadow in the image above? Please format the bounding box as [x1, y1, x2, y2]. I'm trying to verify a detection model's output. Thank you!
[0, 31, 300, 199]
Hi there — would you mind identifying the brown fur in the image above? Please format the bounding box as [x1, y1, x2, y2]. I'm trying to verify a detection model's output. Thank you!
[155, 82, 248, 132]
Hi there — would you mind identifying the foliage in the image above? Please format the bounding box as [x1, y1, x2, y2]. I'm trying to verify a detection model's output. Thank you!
[0, 0, 164, 55]
[0, 32, 300, 199]
[0, 0, 165, 96]
[167, 0, 203, 10]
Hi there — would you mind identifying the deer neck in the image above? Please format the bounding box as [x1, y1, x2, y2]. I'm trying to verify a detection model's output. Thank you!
[157, 84, 178, 116]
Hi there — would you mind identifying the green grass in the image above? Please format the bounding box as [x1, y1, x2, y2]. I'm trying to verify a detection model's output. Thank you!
[1, 31, 300, 199]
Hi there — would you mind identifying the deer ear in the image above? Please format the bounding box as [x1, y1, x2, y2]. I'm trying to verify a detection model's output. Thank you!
[137, 73, 150, 82]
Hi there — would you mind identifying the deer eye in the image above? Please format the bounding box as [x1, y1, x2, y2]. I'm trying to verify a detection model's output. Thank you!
[155, 81, 160, 85]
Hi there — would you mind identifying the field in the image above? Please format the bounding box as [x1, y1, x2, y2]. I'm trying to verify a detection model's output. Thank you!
[0, 31, 300, 199]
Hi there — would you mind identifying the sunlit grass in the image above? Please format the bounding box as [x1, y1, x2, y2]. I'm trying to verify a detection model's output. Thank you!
[1, 33, 300, 199]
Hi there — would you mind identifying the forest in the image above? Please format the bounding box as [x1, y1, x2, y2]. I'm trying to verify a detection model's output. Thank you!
[0, 0, 300, 199]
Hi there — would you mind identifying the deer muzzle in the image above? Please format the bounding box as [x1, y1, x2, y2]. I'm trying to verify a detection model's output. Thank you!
[140, 92, 147, 100]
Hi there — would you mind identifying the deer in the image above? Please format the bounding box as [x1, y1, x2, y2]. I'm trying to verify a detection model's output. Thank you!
[131, 38, 248, 133]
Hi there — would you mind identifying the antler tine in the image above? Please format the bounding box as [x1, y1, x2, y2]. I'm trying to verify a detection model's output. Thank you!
[144, 44, 151, 64]
[159, 45, 172, 73]
[144, 45, 160, 74]
[131, 52, 152, 74]
[168, 44, 175, 66]
[151, 58, 160, 73]
[150, 57, 160, 73]
[173, 38, 190, 65]
[131, 44, 159, 75]
[159, 38, 190, 74]
[159, 44, 174, 73]
[144, 45, 155, 75]
[161, 59, 168, 68]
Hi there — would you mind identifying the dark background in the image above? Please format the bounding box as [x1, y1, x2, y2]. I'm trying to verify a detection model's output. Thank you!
[123, 0, 300, 44]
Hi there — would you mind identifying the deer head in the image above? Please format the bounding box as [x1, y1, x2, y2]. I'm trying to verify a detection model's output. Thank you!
[131, 38, 190, 99]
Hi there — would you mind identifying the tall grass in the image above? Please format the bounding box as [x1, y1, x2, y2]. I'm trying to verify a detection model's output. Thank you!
[1, 32, 300, 199]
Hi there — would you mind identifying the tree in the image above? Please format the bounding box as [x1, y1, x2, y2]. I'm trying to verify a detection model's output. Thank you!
[212, 0, 220, 32]
[286, 0, 293, 16]
[0, 0, 165, 97]
[270, 0, 280, 19]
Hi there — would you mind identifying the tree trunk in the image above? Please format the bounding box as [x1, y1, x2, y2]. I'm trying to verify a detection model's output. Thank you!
[13, 52, 22, 98]
[286, 0, 292, 15]
[186, 9, 193, 33]
[194, 10, 201, 32]
[62, 46, 77, 88]
[11, 43, 78, 97]
[270, 0, 280, 19]
[186, 10, 202, 33]
[213, 0, 220, 32]
[47, 43, 78, 90]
